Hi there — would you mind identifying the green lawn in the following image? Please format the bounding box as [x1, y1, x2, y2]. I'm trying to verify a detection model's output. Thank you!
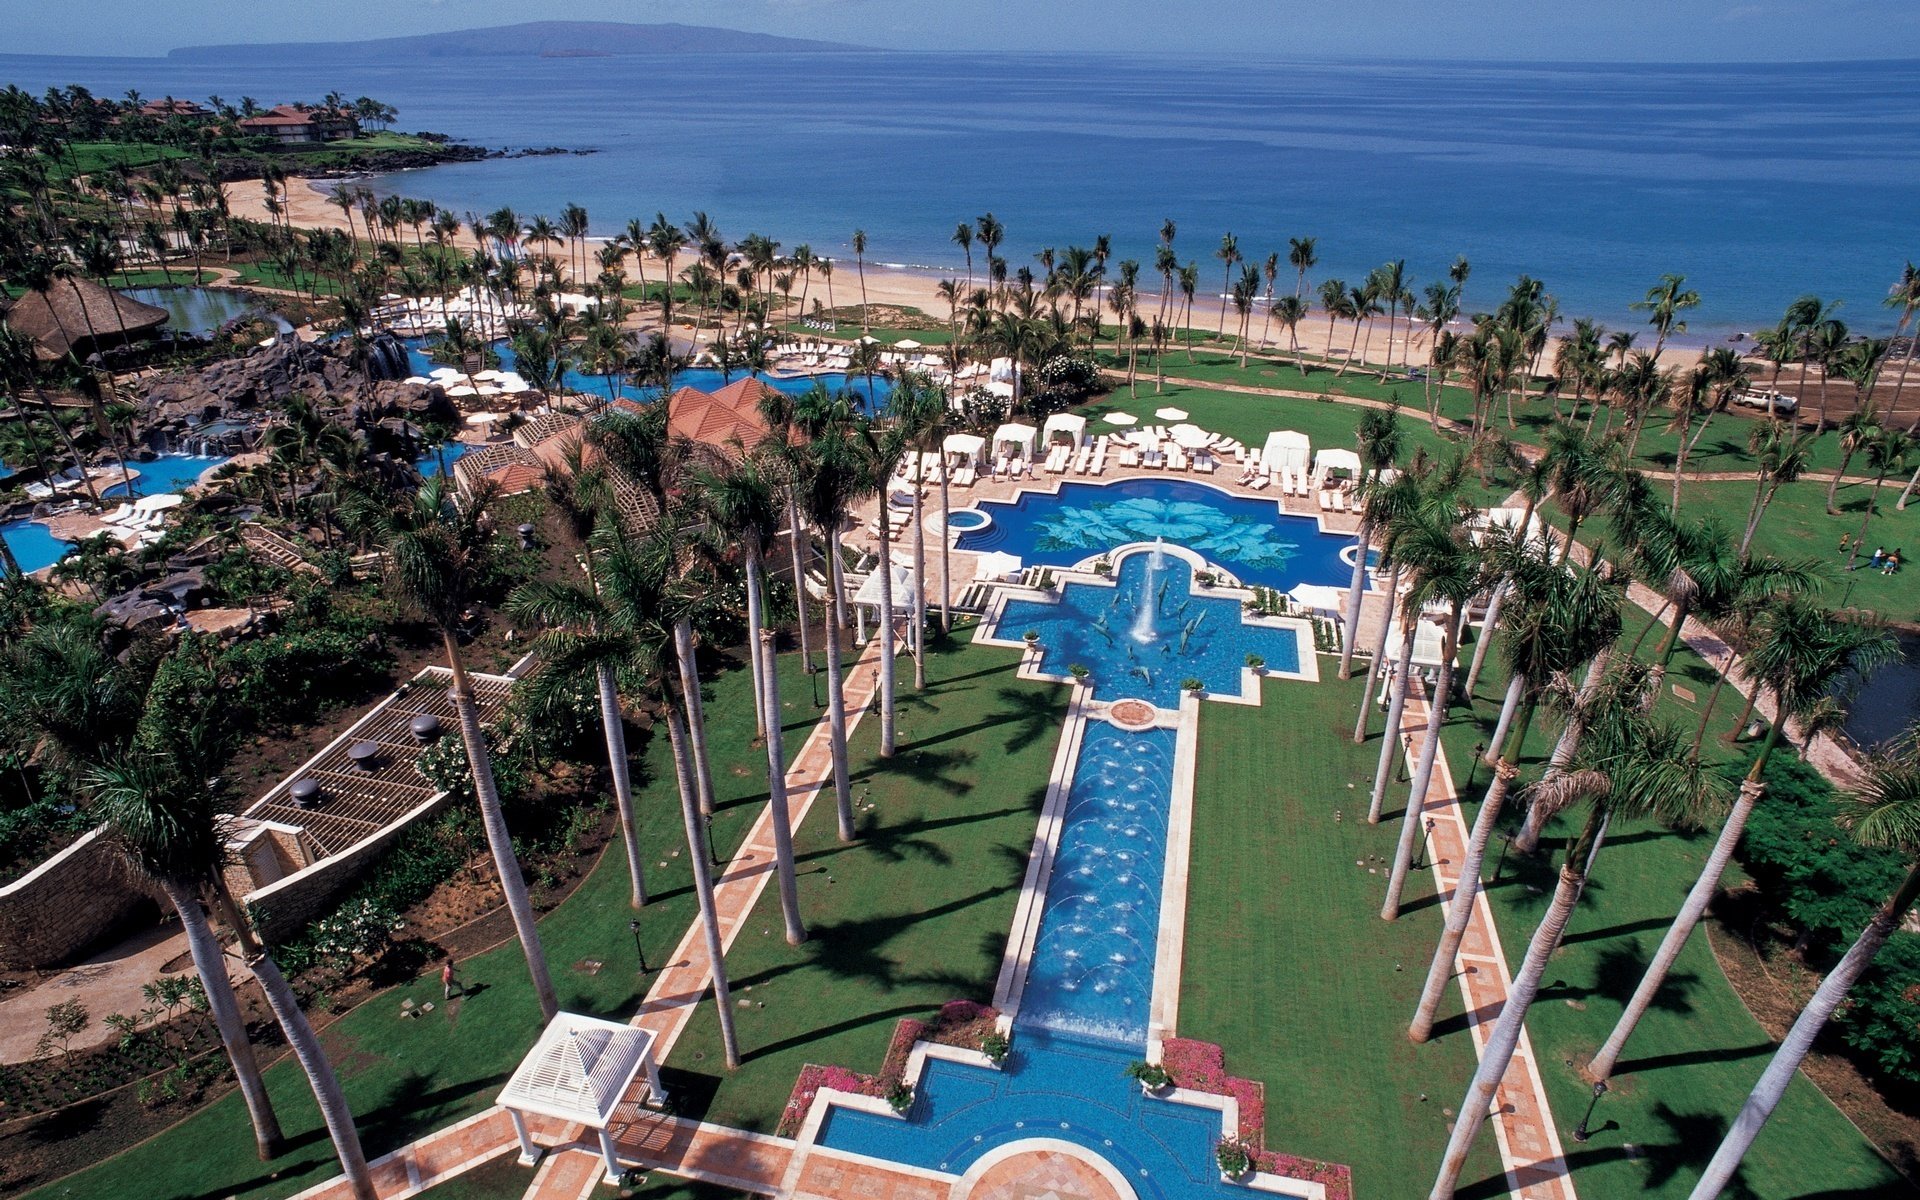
[233, 260, 347, 296]
[23, 648, 830, 1200]
[1180, 671, 1506, 1197]
[1417, 608, 1914, 1198]
[666, 631, 1065, 1131]
[60, 140, 190, 176]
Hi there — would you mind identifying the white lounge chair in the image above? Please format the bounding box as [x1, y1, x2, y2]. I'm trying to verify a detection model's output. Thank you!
[953, 466, 976, 488]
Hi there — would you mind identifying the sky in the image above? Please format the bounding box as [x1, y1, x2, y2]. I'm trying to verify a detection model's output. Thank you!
[7, 0, 1918, 60]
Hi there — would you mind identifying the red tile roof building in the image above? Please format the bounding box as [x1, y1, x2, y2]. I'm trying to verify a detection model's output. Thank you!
[237, 104, 358, 145]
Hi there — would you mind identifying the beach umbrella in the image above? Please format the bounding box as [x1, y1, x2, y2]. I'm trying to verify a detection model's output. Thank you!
[1155, 407, 1189, 420]
[973, 551, 1023, 581]
[895, 338, 923, 350]
[1103, 412, 1138, 425]
[1169, 423, 1213, 448]
[860, 334, 881, 344]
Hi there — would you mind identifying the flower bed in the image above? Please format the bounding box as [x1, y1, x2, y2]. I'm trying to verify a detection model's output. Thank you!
[1161, 1038, 1352, 1200]
[775, 1001, 1000, 1138]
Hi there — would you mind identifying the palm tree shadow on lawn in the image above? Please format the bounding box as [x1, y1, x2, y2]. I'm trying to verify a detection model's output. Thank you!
[1452, 1102, 1764, 1200]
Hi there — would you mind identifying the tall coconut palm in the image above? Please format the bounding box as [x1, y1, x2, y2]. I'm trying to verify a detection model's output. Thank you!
[1213, 233, 1240, 338]
[1591, 597, 1893, 1086]
[1288, 236, 1317, 299]
[373, 477, 558, 1021]
[1883, 262, 1920, 425]
[1631, 272, 1700, 361]
[890, 371, 949, 671]
[1271, 294, 1308, 369]
[1740, 421, 1812, 557]
[90, 753, 375, 1198]
[1430, 706, 1722, 1200]
[851, 413, 907, 757]
[800, 422, 864, 840]
[1827, 386, 1883, 517]
[1353, 470, 1428, 747]
[1338, 407, 1403, 680]
[758, 387, 817, 673]
[1408, 548, 1620, 1040]
[1687, 731, 1920, 1199]
[1839, 425, 1914, 574]
[1380, 497, 1485, 918]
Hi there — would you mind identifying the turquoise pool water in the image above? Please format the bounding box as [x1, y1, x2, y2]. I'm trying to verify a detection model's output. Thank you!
[400, 340, 892, 407]
[997, 550, 1301, 707]
[105, 453, 228, 497]
[958, 479, 1358, 593]
[1019, 727, 1176, 1044]
[415, 442, 474, 477]
[1, 519, 71, 574]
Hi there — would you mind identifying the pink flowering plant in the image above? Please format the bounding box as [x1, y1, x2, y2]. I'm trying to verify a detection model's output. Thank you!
[775, 1001, 1002, 1137]
[1162, 1038, 1352, 1200]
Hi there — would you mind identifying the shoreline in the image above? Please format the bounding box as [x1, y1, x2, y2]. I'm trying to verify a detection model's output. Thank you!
[230, 177, 1737, 370]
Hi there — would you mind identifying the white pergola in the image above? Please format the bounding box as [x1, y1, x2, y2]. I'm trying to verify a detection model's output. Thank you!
[1041, 412, 1087, 446]
[852, 561, 921, 648]
[993, 423, 1037, 462]
[498, 1013, 665, 1183]
[943, 432, 987, 466]
[1262, 430, 1312, 474]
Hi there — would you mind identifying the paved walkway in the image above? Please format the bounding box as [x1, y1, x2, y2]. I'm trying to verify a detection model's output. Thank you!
[1401, 685, 1577, 1200]
[289, 640, 888, 1200]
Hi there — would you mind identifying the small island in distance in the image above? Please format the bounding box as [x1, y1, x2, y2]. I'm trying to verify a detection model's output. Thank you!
[166, 20, 873, 61]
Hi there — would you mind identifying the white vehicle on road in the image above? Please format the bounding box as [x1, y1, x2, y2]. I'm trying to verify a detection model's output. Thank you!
[1733, 388, 1797, 415]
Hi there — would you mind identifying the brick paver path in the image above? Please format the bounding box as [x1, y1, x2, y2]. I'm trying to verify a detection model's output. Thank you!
[1401, 684, 1578, 1200]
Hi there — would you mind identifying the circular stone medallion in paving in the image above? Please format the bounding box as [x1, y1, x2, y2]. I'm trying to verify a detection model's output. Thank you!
[1106, 699, 1159, 731]
[954, 1140, 1137, 1200]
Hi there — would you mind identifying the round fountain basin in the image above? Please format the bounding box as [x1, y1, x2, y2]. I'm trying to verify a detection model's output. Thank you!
[929, 507, 992, 537]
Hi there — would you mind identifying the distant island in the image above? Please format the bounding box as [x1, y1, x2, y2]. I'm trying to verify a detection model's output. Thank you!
[168, 20, 873, 61]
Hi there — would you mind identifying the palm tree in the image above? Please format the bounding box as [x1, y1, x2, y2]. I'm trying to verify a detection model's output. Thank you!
[373, 478, 558, 1020]
[1177, 262, 1200, 360]
[1883, 262, 1920, 424]
[846, 229, 868, 331]
[1373, 259, 1410, 374]
[1827, 394, 1882, 515]
[1230, 265, 1260, 366]
[1430, 706, 1721, 1200]
[0, 325, 101, 505]
[1352, 472, 1427, 747]
[1631, 272, 1701, 360]
[1288, 236, 1317, 299]
[800, 422, 864, 841]
[890, 371, 948, 678]
[1591, 598, 1893, 1087]
[1271, 294, 1308, 368]
[1338, 408, 1403, 679]
[1687, 732, 1920, 1199]
[1839, 425, 1914, 575]
[1213, 233, 1239, 338]
[1805, 315, 1851, 431]
[1740, 422, 1812, 557]
[90, 752, 375, 1198]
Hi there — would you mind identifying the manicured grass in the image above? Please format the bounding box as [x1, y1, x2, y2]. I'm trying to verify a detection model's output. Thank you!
[112, 269, 218, 287]
[666, 631, 1065, 1132]
[1418, 611, 1914, 1197]
[22, 648, 828, 1200]
[233, 261, 346, 296]
[1180, 669, 1505, 1197]
[60, 140, 190, 176]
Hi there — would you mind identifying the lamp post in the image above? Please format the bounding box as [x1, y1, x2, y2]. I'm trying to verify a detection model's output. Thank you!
[628, 919, 650, 975]
[1464, 742, 1484, 794]
[1570, 1080, 1607, 1142]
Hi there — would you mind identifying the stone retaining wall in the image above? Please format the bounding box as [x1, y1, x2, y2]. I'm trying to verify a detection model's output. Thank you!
[0, 828, 157, 970]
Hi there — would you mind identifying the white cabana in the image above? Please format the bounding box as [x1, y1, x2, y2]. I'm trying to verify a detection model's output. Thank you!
[943, 432, 987, 466]
[1262, 430, 1312, 474]
[993, 423, 1038, 461]
[852, 562, 920, 647]
[498, 1013, 665, 1183]
[989, 356, 1017, 383]
[973, 550, 1023, 582]
[1476, 506, 1545, 545]
[1042, 413, 1087, 446]
[1288, 583, 1346, 621]
[1313, 448, 1363, 478]
[1169, 423, 1213, 449]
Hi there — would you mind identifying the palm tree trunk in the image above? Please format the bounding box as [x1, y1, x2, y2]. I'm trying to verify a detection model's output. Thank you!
[1592, 769, 1770, 1083]
[1367, 621, 1418, 823]
[787, 496, 815, 672]
[248, 947, 377, 1200]
[445, 637, 558, 1021]
[938, 472, 953, 634]
[1896, 463, 1920, 510]
[160, 881, 281, 1160]
[1688, 863, 1920, 1200]
[662, 703, 742, 1068]
[1337, 517, 1373, 679]
[1483, 669, 1524, 767]
[1354, 563, 1404, 743]
[1460, 579, 1507, 702]
[875, 498, 898, 758]
[911, 461, 928, 689]
[823, 529, 856, 840]
[1430, 847, 1590, 1200]
[1409, 683, 1530, 1041]
[745, 549, 768, 742]
[673, 620, 718, 817]
[757, 629, 806, 945]
[1514, 648, 1610, 854]
[1383, 610, 1462, 918]
[596, 663, 647, 909]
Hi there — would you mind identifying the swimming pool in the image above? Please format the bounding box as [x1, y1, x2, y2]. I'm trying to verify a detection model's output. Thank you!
[400, 340, 893, 407]
[0, 519, 72, 575]
[415, 442, 475, 477]
[105, 453, 229, 497]
[957, 479, 1360, 592]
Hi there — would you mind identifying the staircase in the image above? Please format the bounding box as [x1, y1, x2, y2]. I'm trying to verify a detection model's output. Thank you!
[240, 525, 321, 576]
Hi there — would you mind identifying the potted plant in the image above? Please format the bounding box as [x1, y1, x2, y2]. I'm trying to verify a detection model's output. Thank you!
[1196, 570, 1217, 588]
[1182, 677, 1205, 697]
[1125, 1060, 1171, 1094]
[886, 1081, 914, 1113]
[1022, 629, 1040, 648]
[1216, 1137, 1253, 1180]
[1245, 653, 1266, 675]
[1093, 557, 1113, 576]
[1068, 663, 1091, 685]
[980, 1032, 1010, 1066]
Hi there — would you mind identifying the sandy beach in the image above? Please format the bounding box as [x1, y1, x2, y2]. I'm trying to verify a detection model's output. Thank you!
[225, 177, 1712, 372]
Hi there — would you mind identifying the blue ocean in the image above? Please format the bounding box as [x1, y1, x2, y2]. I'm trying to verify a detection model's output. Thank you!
[2, 52, 1917, 333]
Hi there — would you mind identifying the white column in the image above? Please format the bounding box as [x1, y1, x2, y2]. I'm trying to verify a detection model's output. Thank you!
[644, 1055, 668, 1107]
[509, 1108, 540, 1166]
[597, 1126, 623, 1184]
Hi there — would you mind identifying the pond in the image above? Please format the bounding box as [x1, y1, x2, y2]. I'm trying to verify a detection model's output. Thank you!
[1842, 632, 1920, 748]
[123, 287, 293, 338]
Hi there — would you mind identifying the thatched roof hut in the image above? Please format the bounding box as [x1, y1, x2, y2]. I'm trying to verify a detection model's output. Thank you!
[2, 279, 170, 361]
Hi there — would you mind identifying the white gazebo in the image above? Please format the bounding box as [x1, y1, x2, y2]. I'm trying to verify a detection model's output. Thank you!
[852, 561, 920, 647]
[1313, 448, 1363, 479]
[1041, 412, 1087, 447]
[943, 432, 987, 467]
[1262, 430, 1312, 475]
[498, 1013, 665, 1183]
[993, 423, 1038, 462]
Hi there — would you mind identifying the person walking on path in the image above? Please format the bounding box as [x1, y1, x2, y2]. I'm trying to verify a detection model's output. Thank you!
[441, 957, 460, 1000]
[1841, 532, 1852, 555]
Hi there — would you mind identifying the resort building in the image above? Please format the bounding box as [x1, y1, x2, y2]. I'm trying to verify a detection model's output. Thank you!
[0, 278, 168, 361]
[136, 98, 211, 119]
[236, 103, 358, 144]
